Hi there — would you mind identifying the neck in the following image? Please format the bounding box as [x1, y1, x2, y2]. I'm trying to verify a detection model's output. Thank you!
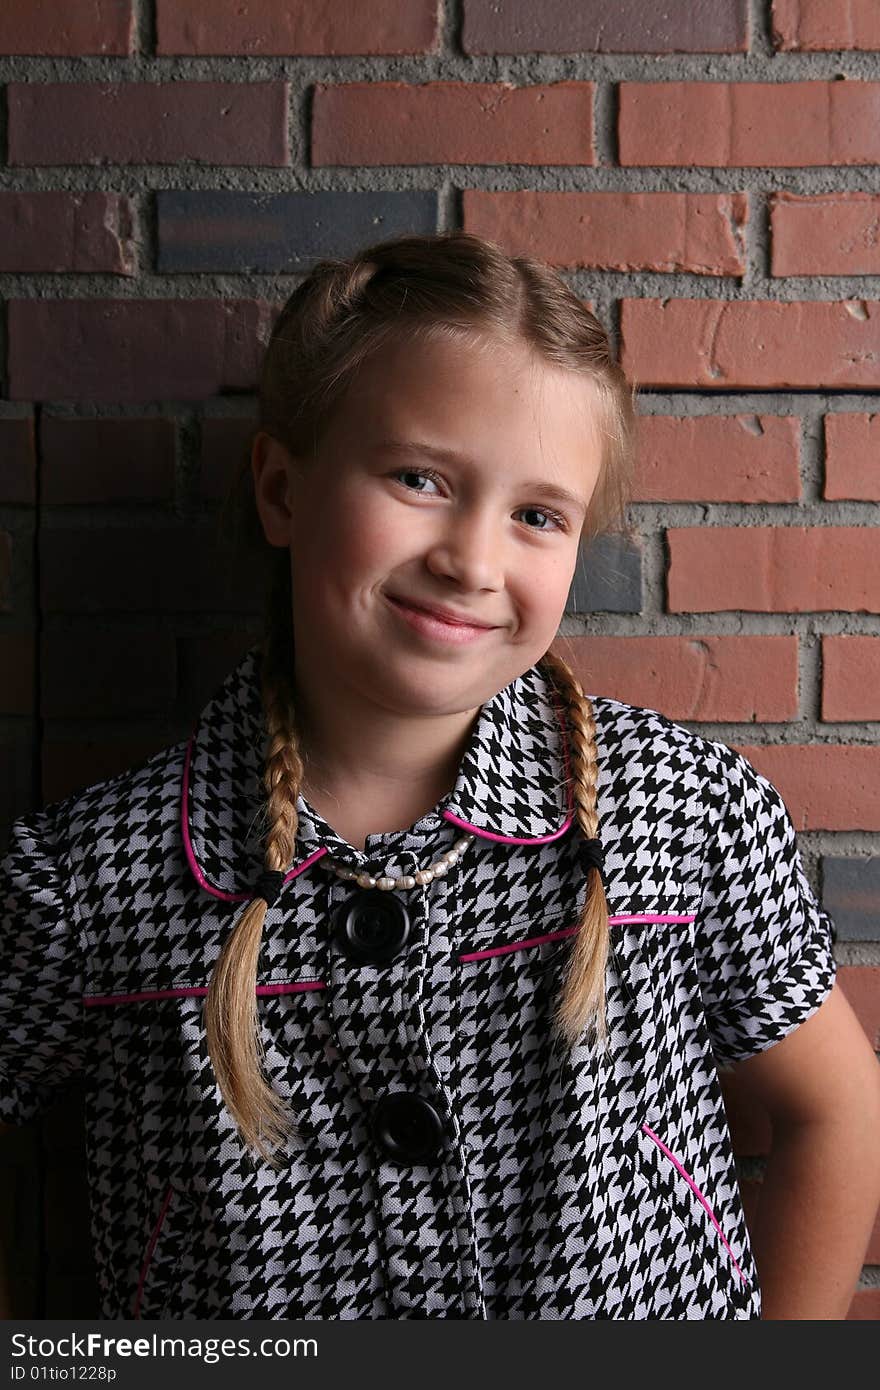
[289, 662, 481, 833]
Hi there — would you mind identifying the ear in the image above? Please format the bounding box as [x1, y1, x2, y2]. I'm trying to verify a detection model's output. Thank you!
[251, 431, 295, 548]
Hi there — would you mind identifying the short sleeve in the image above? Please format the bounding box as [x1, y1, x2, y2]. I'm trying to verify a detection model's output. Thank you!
[695, 746, 837, 1068]
[0, 811, 86, 1125]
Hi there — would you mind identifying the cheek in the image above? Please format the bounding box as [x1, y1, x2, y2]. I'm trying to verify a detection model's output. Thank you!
[292, 494, 400, 594]
[513, 551, 577, 616]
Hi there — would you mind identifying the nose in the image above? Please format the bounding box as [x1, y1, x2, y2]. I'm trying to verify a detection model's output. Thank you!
[424, 509, 504, 592]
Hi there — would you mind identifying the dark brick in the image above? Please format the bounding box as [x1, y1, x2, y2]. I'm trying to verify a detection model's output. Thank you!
[464, 0, 747, 53]
[200, 415, 258, 502]
[42, 731, 183, 805]
[822, 857, 880, 941]
[157, 0, 437, 55]
[0, 1, 133, 55]
[158, 189, 438, 273]
[0, 417, 35, 504]
[0, 633, 35, 716]
[8, 82, 289, 167]
[0, 532, 12, 612]
[177, 629, 261, 720]
[567, 534, 642, 615]
[0, 192, 135, 274]
[0, 735, 36, 850]
[41, 630, 177, 719]
[40, 524, 264, 614]
[41, 417, 176, 504]
[8, 299, 277, 403]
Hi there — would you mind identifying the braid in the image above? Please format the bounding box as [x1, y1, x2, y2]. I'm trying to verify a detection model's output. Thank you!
[538, 648, 610, 1051]
[203, 558, 305, 1168]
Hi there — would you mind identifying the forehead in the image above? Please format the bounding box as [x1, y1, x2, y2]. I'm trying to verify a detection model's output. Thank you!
[331, 330, 603, 468]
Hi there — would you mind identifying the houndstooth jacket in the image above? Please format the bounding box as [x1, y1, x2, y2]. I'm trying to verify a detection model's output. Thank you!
[0, 645, 836, 1320]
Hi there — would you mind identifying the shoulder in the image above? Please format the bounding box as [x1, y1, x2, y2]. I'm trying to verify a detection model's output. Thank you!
[37, 736, 189, 852]
[586, 691, 761, 799]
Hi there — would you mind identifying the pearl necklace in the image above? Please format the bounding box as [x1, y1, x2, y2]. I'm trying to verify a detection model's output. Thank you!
[323, 832, 475, 892]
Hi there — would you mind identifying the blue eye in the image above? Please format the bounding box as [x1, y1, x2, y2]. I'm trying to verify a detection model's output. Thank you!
[392, 467, 566, 532]
[396, 467, 442, 494]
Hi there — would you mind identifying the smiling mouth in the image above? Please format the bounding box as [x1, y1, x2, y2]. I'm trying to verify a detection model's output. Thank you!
[386, 595, 496, 629]
[384, 593, 500, 643]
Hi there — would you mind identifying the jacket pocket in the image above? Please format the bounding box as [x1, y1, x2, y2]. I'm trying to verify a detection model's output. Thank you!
[627, 1118, 753, 1291]
[133, 1184, 194, 1319]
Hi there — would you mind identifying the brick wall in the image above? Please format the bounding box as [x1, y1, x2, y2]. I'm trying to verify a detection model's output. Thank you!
[0, 0, 878, 1322]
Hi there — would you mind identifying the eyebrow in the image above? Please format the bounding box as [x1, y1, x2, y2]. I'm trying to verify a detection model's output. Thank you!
[373, 438, 589, 517]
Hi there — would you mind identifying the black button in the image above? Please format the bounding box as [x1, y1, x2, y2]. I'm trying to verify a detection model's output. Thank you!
[370, 1092, 445, 1164]
[332, 888, 411, 965]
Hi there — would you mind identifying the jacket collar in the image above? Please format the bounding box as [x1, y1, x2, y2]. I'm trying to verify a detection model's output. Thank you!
[182, 644, 574, 901]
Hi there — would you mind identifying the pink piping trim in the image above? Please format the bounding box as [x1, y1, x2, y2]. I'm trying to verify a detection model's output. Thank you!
[84, 981, 325, 1007]
[181, 733, 328, 901]
[181, 671, 577, 887]
[133, 1184, 174, 1319]
[640, 1123, 749, 1286]
[459, 914, 696, 962]
[443, 675, 576, 844]
[443, 806, 573, 844]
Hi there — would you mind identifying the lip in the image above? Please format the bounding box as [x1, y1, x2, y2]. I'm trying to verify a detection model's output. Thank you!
[384, 593, 499, 644]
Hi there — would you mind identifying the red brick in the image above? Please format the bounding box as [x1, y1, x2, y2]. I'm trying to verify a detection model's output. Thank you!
[837, 966, 880, 1049]
[732, 746, 880, 832]
[464, 0, 748, 53]
[772, 0, 880, 51]
[621, 299, 880, 389]
[0, 417, 35, 504]
[0, 634, 35, 717]
[201, 416, 258, 501]
[40, 631, 177, 719]
[824, 413, 880, 501]
[463, 190, 747, 275]
[619, 81, 880, 167]
[8, 300, 276, 403]
[0, 533, 12, 612]
[822, 636, 880, 722]
[42, 733, 180, 806]
[41, 417, 175, 504]
[552, 634, 798, 723]
[40, 526, 263, 614]
[312, 82, 594, 166]
[0, 1, 132, 55]
[8, 83, 289, 167]
[667, 526, 880, 615]
[157, 0, 437, 54]
[0, 192, 135, 275]
[848, 1288, 880, 1320]
[771, 192, 880, 277]
[635, 415, 800, 502]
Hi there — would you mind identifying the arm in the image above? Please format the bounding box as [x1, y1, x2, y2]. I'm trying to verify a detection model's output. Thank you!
[728, 982, 880, 1319]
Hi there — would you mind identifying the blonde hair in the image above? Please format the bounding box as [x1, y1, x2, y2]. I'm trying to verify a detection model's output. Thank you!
[208, 231, 637, 1166]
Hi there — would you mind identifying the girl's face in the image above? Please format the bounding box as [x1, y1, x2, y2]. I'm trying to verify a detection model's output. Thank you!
[257, 330, 604, 722]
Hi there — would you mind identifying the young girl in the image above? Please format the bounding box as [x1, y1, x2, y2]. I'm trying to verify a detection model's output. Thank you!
[1, 232, 879, 1322]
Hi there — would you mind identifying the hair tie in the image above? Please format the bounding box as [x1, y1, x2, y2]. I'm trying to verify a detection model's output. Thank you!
[580, 836, 604, 880]
[252, 869, 286, 906]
